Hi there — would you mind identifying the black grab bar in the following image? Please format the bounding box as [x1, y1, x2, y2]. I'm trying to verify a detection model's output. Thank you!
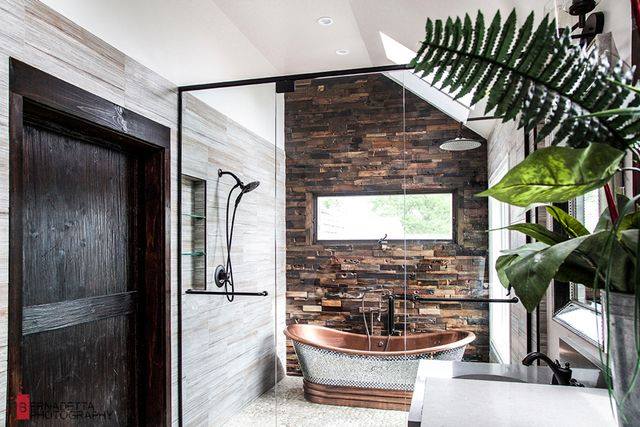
[394, 294, 519, 304]
[185, 290, 268, 297]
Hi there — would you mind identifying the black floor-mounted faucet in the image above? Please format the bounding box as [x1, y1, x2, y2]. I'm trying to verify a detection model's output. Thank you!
[386, 294, 396, 336]
[522, 352, 582, 386]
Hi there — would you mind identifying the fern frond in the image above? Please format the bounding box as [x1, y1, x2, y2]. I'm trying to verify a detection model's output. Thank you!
[410, 9, 640, 150]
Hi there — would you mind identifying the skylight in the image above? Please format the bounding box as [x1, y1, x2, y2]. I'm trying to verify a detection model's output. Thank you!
[379, 31, 474, 110]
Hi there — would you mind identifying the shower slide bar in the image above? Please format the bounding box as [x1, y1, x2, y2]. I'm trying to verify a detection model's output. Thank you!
[185, 290, 268, 297]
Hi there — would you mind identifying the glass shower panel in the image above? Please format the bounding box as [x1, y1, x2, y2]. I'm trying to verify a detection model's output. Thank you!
[179, 83, 279, 426]
[277, 71, 410, 425]
[398, 66, 491, 367]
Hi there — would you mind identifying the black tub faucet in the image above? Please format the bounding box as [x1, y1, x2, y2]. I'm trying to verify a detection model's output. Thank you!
[386, 294, 397, 336]
[522, 352, 582, 386]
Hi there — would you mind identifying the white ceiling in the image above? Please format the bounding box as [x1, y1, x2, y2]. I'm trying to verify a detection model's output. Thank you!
[40, 0, 552, 138]
[41, 0, 550, 85]
[215, 0, 549, 75]
[39, 0, 279, 85]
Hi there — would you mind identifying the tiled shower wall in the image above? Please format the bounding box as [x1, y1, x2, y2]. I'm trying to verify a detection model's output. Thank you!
[284, 75, 490, 375]
[181, 94, 286, 426]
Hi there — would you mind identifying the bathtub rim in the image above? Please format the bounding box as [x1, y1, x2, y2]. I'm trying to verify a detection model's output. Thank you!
[284, 324, 475, 357]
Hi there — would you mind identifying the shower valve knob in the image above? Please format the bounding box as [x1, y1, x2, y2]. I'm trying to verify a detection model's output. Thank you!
[214, 265, 227, 287]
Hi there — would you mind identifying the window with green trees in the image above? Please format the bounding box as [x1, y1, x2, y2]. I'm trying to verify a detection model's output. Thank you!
[316, 193, 453, 241]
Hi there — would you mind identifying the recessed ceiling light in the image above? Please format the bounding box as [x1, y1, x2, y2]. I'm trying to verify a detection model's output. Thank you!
[317, 16, 333, 26]
[335, 49, 350, 55]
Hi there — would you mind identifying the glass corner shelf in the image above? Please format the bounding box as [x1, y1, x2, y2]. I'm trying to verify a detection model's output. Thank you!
[182, 213, 206, 219]
[182, 251, 206, 257]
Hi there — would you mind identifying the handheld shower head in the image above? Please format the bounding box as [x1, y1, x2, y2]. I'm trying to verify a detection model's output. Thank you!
[218, 169, 260, 194]
[216, 169, 260, 302]
[241, 181, 260, 194]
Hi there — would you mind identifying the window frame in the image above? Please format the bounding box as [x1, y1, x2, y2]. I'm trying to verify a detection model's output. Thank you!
[312, 189, 458, 244]
[551, 189, 605, 349]
[566, 190, 603, 310]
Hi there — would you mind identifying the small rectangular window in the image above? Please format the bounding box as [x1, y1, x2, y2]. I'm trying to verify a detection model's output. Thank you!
[316, 193, 454, 241]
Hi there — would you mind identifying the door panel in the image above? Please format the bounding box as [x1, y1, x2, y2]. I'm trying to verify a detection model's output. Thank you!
[22, 124, 134, 305]
[22, 317, 135, 425]
[20, 122, 139, 425]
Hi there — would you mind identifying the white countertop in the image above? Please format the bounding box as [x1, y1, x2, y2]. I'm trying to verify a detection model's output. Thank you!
[410, 360, 617, 427]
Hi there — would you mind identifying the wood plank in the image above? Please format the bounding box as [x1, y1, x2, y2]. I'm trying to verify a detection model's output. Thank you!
[22, 315, 136, 425]
[22, 291, 137, 335]
[10, 59, 170, 149]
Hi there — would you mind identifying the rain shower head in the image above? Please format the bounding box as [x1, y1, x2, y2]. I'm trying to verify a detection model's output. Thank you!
[439, 122, 481, 152]
[241, 181, 260, 194]
[439, 137, 481, 151]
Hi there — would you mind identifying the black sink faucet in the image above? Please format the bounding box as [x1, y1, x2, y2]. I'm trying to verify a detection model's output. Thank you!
[522, 352, 579, 386]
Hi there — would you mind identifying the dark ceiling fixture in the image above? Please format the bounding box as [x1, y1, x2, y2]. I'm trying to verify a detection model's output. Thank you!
[563, 0, 604, 46]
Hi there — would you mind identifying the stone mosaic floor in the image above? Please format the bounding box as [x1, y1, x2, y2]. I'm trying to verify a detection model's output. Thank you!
[224, 376, 408, 426]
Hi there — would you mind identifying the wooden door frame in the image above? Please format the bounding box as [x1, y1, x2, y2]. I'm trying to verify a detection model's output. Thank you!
[7, 59, 171, 425]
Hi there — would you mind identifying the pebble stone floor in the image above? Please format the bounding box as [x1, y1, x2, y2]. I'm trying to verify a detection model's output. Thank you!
[224, 376, 408, 427]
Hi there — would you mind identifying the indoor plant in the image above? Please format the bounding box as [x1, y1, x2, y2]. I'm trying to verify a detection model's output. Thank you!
[411, 9, 639, 425]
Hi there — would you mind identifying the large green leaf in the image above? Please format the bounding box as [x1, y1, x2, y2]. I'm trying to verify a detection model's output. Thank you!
[495, 254, 519, 289]
[500, 242, 549, 256]
[506, 235, 592, 311]
[620, 229, 639, 256]
[506, 230, 636, 311]
[576, 231, 636, 293]
[618, 212, 640, 237]
[595, 193, 632, 232]
[496, 223, 567, 245]
[477, 143, 624, 206]
[554, 253, 598, 286]
[545, 205, 589, 238]
[614, 194, 640, 238]
[410, 10, 640, 150]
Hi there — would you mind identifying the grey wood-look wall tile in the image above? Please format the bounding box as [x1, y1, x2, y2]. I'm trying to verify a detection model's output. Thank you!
[0, 0, 25, 57]
[181, 90, 285, 426]
[0, 3, 180, 425]
[0, 212, 6, 285]
[0, 3, 287, 426]
[0, 52, 11, 127]
[22, 0, 126, 105]
[124, 57, 176, 128]
[0, 210, 7, 424]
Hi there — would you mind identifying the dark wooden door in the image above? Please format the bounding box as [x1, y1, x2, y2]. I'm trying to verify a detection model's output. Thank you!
[8, 60, 171, 426]
[21, 122, 139, 425]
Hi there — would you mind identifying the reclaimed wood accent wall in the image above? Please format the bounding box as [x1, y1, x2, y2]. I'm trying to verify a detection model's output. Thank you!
[284, 74, 489, 374]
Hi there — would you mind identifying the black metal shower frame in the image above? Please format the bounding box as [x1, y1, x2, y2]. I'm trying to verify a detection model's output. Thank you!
[175, 62, 517, 425]
[176, 63, 411, 426]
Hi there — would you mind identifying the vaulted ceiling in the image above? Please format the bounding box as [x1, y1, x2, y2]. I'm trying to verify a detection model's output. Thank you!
[40, 0, 552, 138]
[41, 0, 550, 85]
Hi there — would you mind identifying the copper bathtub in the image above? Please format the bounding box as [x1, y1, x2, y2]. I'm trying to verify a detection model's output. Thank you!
[284, 324, 475, 410]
